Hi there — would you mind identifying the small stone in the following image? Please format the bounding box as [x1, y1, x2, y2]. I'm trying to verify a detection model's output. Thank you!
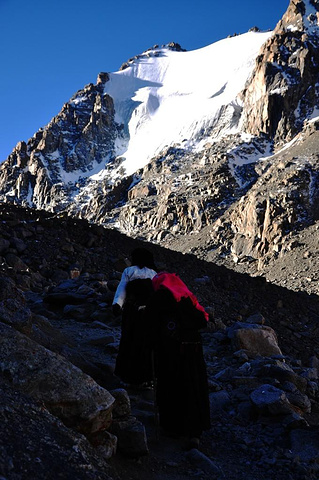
[209, 390, 231, 417]
[87, 335, 115, 346]
[110, 416, 149, 457]
[110, 389, 131, 418]
[283, 413, 309, 429]
[89, 430, 117, 459]
[0, 238, 10, 254]
[246, 313, 265, 325]
[10, 237, 27, 253]
[290, 429, 319, 462]
[5, 253, 29, 272]
[233, 349, 249, 362]
[186, 448, 221, 475]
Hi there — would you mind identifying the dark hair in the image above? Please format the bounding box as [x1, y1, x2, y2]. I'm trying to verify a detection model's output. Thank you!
[131, 248, 156, 270]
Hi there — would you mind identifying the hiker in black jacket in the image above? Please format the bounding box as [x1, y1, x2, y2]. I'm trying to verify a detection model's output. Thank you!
[112, 248, 156, 386]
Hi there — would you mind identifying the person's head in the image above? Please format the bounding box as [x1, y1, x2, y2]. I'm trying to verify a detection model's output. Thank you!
[131, 247, 156, 270]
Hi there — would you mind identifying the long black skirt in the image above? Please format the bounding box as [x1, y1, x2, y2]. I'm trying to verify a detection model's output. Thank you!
[155, 338, 211, 438]
[114, 304, 153, 385]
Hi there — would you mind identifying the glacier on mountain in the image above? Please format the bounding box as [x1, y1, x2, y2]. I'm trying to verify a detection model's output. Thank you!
[102, 31, 272, 177]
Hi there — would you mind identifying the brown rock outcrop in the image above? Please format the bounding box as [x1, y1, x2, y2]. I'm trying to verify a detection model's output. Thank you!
[230, 324, 283, 357]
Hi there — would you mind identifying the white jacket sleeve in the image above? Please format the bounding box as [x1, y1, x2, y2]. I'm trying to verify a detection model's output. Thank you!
[112, 269, 129, 308]
[112, 266, 157, 308]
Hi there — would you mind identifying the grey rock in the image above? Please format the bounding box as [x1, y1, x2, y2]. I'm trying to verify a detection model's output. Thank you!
[51, 279, 82, 291]
[186, 448, 221, 475]
[77, 284, 96, 296]
[0, 276, 32, 334]
[51, 269, 69, 284]
[90, 320, 114, 329]
[5, 253, 29, 272]
[307, 380, 319, 398]
[0, 238, 10, 254]
[290, 429, 319, 462]
[88, 429, 118, 460]
[233, 349, 249, 362]
[110, 416, 148, 457]
[257, 363, 308, 393]
[285, 389, 311, 413]
[63, 303, 95, 320]
[250, 384, 294, 415]
[282, 413, 309, 429]
[237, 401, 254, 421]
[110, 389, 131, 418]
[214, 366, 236, 381]
[10, 237, 27, 253]
[209, 390, 231, 417]
[87, 335, 115, 346]
[0, 322, 115, 435]
[245, 313, 265, 325]
[44, 292, 87, 306]
[300, 367, 318, 380]
[309, 355, 319, 374]
[231, 376, 261, 389]
[0, 377, 111, 479]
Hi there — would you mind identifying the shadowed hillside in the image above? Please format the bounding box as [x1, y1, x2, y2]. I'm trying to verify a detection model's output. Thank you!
[1, 203, 319, 479]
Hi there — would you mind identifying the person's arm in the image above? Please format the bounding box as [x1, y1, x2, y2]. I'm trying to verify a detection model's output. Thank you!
[179, 297, 208, 329]
[112, 269, 130, 309]
[112, 303, 122, 316]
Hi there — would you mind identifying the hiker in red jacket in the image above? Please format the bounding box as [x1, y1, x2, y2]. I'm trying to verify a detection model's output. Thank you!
[149, 271, 211, 449]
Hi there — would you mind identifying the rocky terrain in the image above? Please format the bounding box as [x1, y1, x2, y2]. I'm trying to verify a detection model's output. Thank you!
[168, 120, 319, 296]
[1, 204, 319, 480]
[1, 2, 319, 477]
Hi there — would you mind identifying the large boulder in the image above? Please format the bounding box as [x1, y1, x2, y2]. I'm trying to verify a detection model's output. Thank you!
[228, 322, 282, 357]
[0, 377, 112, 480]
[0, 322, 115, 435]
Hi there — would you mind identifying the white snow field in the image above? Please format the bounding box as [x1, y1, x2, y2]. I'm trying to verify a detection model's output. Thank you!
[103, 31, 272, 176]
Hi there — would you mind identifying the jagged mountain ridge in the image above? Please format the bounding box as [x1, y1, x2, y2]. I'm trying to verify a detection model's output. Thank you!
[0, 0, 319, 295]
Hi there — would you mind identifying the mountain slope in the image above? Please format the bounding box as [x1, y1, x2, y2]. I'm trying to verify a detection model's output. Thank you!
[0, 0, 319, 295]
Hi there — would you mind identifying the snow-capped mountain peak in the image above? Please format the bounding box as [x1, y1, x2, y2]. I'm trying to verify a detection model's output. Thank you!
[104, 31, 272, 176]
[2, 0, 319, 291]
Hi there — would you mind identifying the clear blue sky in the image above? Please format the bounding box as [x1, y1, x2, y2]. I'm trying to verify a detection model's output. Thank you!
[0, 0, 289, 161]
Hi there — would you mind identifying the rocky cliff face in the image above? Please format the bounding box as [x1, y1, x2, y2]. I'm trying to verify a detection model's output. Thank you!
[0, 1, 318, 296]
[240, 0, 319, 144]
[169, 120, 319, 287]
[0, 73, 120, 210]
